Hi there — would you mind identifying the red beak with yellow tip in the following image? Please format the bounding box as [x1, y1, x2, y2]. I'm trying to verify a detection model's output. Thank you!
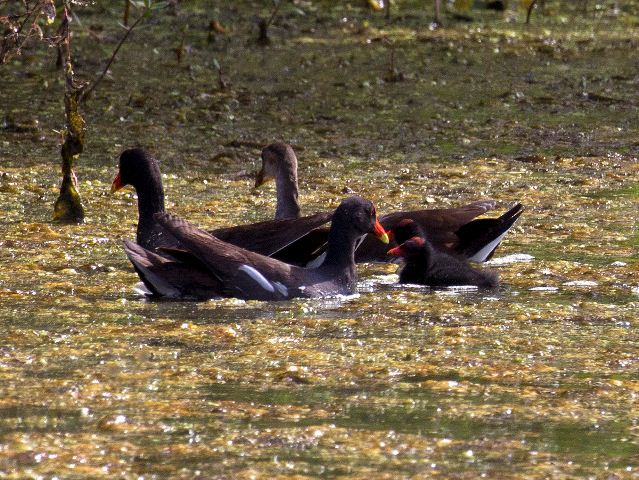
[111, 172, 123, 193]
[374, 218, 389, 244]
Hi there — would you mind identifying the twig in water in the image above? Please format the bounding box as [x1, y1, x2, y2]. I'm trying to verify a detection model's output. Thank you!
[123, 0, 131, 26]
[257, 0, 285, 46]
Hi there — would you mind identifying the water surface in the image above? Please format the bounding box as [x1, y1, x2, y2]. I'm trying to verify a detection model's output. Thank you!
[1, 1, 638, 478]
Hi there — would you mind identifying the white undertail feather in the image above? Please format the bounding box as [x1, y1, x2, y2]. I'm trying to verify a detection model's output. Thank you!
[238, 265, 274, 292]
[133, 281, 153, 296]
[468, 230, 509, 263]
[124, 240, 181, 297]
[132, 260, 181, 298]
[305, 251, 326, 269]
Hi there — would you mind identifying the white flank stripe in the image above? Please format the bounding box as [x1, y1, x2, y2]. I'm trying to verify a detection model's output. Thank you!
[272, 281, 289, 297]
[238, 265, 275, 293]
[305, 251, 326, 269]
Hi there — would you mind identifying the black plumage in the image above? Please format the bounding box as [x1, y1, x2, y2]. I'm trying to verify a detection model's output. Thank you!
[255, 142, 523, 264]
[125, 196, 389, 300]
[388, 219, 499, 288]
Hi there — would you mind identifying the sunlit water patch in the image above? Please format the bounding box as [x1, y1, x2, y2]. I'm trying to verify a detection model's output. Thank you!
[563, 280, 599, 287]
[2, 3, 639, 478]
[487, 253, 535, 265]
[529, 286, 560, 292]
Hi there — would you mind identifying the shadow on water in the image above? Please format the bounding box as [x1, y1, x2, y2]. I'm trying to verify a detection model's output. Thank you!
[197, 383, 638, 463]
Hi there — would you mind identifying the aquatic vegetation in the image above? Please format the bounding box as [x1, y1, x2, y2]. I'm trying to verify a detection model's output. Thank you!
[0, 1, 638, 477]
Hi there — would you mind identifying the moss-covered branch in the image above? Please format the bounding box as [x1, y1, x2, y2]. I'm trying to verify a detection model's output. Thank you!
[53, 2, 85, 223]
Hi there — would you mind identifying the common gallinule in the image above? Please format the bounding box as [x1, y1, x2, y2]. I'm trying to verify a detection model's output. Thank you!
[111, 148, 333, 257]
[390, 217, 424, 246]
[125, 196, 390, 300]
[124, 240, 223, 299]
[255, 142, 523, 263]
[388, 219, 499, 288]
[111, 148, 174, 250]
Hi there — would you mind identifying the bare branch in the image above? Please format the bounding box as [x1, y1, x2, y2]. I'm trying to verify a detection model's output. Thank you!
[0, 1, 44, 63]
[265, 0, 284, 29]
[79, 11, 145, 102]
[526, 0, 538, 24]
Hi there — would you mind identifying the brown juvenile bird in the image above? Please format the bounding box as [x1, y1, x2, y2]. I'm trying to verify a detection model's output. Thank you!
[255, 142, 523, 264]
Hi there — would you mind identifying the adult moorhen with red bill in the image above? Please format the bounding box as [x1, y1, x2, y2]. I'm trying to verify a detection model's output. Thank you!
[111, 148, 333, 256]
[125, 196, 389, 300]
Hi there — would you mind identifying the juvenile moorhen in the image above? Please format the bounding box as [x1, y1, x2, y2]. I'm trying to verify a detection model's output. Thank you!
[255, 142, 301, 220]
[111, 148, 333, 256]
[255, 142, 523, 263]
[125, 196, 390, 300]
[388, 219, 499, 288]
[390, 217, 424, 246]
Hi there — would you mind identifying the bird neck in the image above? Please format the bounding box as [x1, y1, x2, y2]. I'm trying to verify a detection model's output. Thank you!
[411, 240, 435, 269]
[321, 218, 359, 270]
[274, 166, 301, 220]
[136, 179, 166, 228]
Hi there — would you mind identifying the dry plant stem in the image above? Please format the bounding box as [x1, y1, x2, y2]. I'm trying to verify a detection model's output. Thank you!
[434, 0, 441, 25]
[123, 0, 131, 26]
[389, 42, 396, 78]
[526, 0, 538, 24]
[218, 66, 227, 90]
[258, 0, 284, 45]
[265, 0, 284, 30]
[175, 27, 186, 64]
[0, 2, 42, 63]
[383, 37, 400, 81]
[80, 11, 145, 102]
